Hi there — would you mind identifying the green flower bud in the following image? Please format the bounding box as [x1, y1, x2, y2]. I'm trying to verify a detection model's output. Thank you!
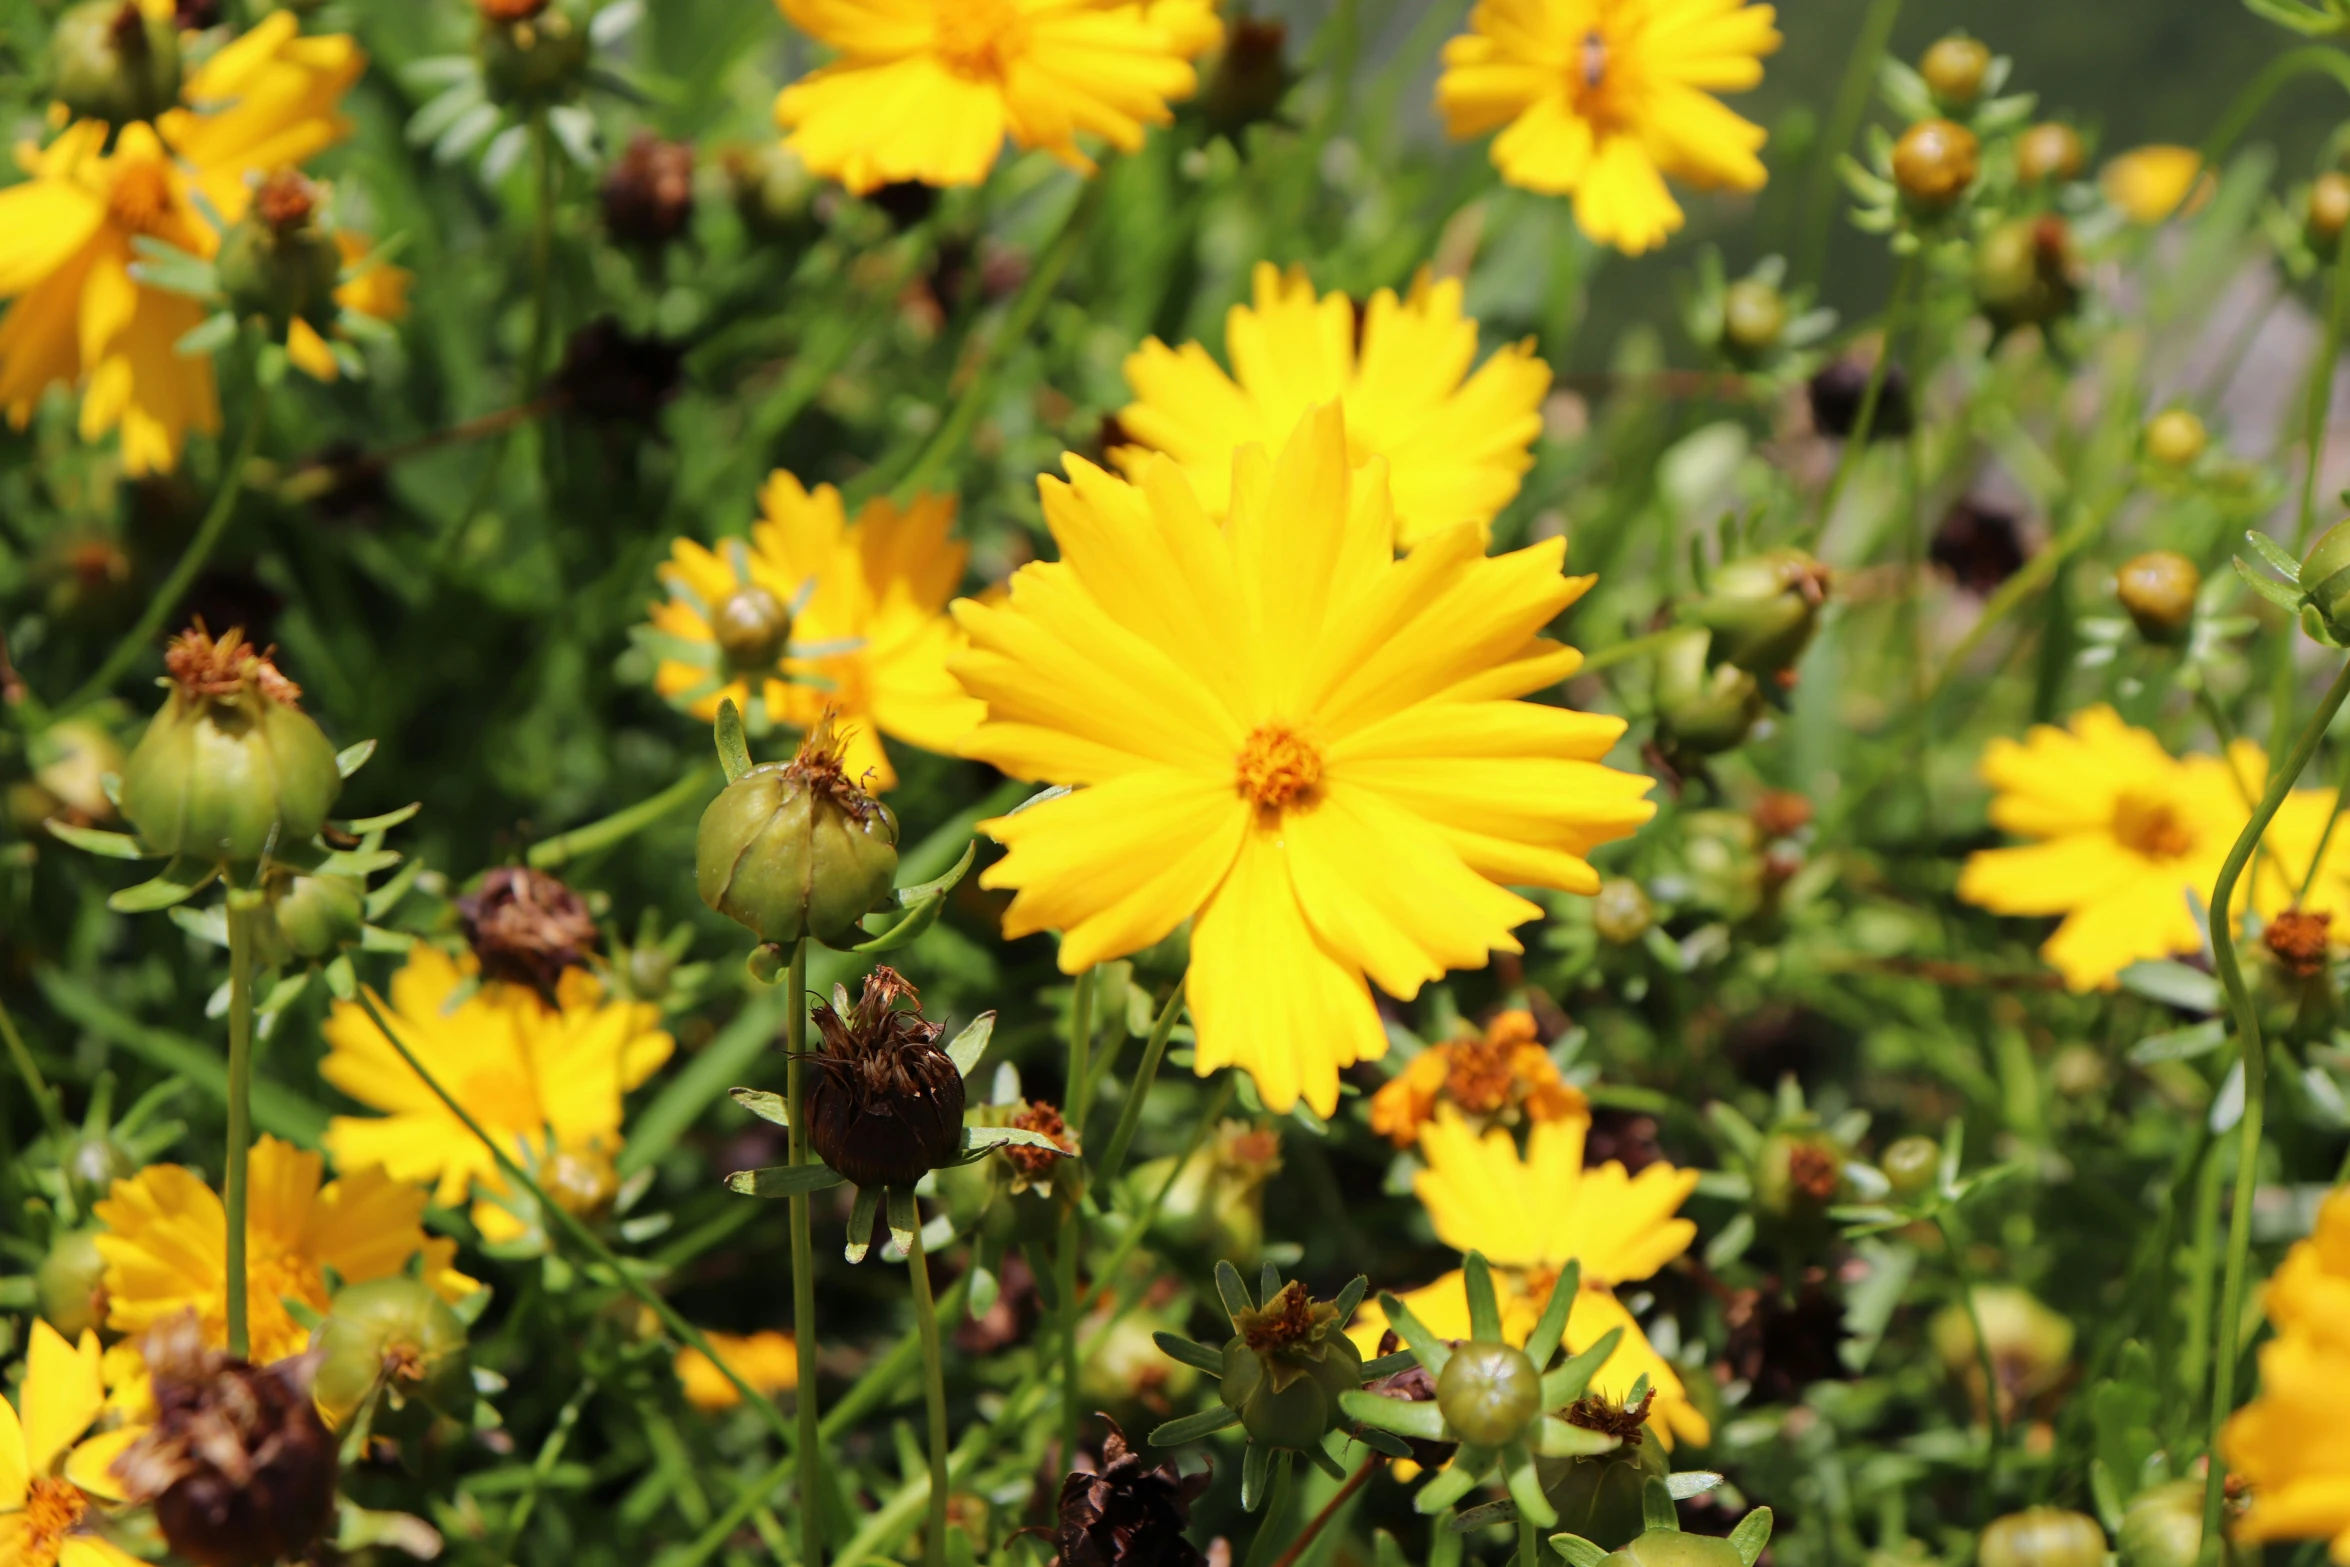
[1930, 1286, 2074, 1419]
[2120, 1480, 2251, 1567]
[1655, 630, 1763, 758]
[51, 0, 181, 129]
[1919, 34, 1991, 107]
[1435, 1340, 1543, 1447]
[1722, 281, 1787, 357]
[265, 871, 366, 964]
[313, 1276, 475, 1432]
[1979, 1510, 2107, 1567]
[1753, 1128, 1846, 1237]
[1880, 1135, 1940, 1199]
[1593, 878, 1654, 945]
[1687, 550, 1832, 677]
[1537, 1426, 1669, 1550]
[1124, 1121, 1281, 1265]
[709, 584, 793, 675]
[119, 626, 341, 866]
[1601, 1533, 1747, 1567]
[1217, 1280, 1363, 1450]
[37, 1228, 109, 1340]
[2116, 551, 2200, 644]
[2016, 124, 2085, 186]
[2302, 519, 2350, 641]
[215, 171, 344, 340]
[478, 0, 589, 109]
[1975, 217, 2080, 333]
[2144, 410, 2207, 469]
[697, 712, 899, 952]
[65, 1133, 137, 1210]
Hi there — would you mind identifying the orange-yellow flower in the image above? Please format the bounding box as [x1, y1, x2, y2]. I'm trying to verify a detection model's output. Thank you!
[1368, 1010, 1586, 1148]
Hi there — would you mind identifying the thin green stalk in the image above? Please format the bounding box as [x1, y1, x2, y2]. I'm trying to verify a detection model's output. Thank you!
[527, 762, 720, 869]
[224, 894, 259, 1359]
[908, 1217, 950, 1567]
[2298, 742, 2350, 902]
[64, 378, 271, 714]
[2181, 1138, 2226, 1422]
[1935, 1213, 2004, 1511]
[1059, 965, 1096, 1465]
[784, 938, 824, 1567]
[497, 1377, 593, 1567]
[526, 111, 557, 396]
[1267, 1455, 1380, 1567]
[0, 988, 69, 1145]
[1577, 627, 1682, 676]
[1094, 986, 1185, 1184]
[1518, 1516, 1539, 1567]
[1241, 1453, 1296, 1567]
[1799, 0, 1904, 288]
[2196, 686, 2289, 891]
[2201, 654, 2350, 1560]
[1067, 967, 1097, 1128]
[1813, 254, 1919, 540]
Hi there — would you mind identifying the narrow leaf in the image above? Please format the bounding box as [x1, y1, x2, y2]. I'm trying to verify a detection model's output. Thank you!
[44, 822, 151, 859]
[1540, 1327, 1626, 1409]
[1728, 1508, 1774, 1567]
[1151, 1333, 1225, 1375]
[1505, 1448, 1559, 1530]
[946, 1012, 996, 1078]
[1147, 1405, 1240, 1446]
[730, 1088, 789, 1128]
[335, 740, 378, 779]
[1641, 1478, 1678, 1533]
[109, 858, 218, 913]
[1549, 1537, 1609, 1567]
[1524, 1259, 1581, 1370]
[1412, 1449, 1493, 1514]
[1336, 1391, 1448, 1440]
[724, 1163, 846, 1199]
[1532, 1415, 1621, 1458]
[715, 700, 753, 783]
[1376, 1292, 1453, 1378]
[1215, 1260, 1254, 1322]
[1464, 1251, 1502, 1342]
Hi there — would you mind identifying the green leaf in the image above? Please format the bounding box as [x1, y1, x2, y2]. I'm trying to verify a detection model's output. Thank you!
[1332, 1275, 1368, 1322]
[2234, 557, 2303, 610]
[169, 904, 230, 947]
[335, 740, 378, 779]
[1728, 1508, 1775, 1567]
[1360, 1350, 1417, 1378]
[715, 699, 753, 783]
[1151, 1333, 1225, 1375]
[1215, 1259, 1255, 1322]
[730, 1088, 790, 1128]
[173, 312, 238, 359]
[1549, 1538, 1609, 1567]
[1376, 1291, 1453, 1377]
[1412, 1449, 1493, 1514]
[724, 1163, 847, 1199]
[1146, 1405, 1240, 1446]
[1355, 1428, 1413, 1460]
[2117, 960, 2223, 1013]
[1304, 1442, 1348, 1481]
[1706, 1100, 1764, 1160]
[1337, 1391, 1448, 1441]
[316, 848, 402, 878]
[2128, 1020, 2228, 1065]
[44, 821, 151, 859]
[1449, 1499, 1520, 1533]
[337, 803, 422, 835]
[958, 1124, 1070, 1158]
[945, 1012, 996, 1078]
[1242, 1445, 1280, 1513]
[110, 858, 219, 913]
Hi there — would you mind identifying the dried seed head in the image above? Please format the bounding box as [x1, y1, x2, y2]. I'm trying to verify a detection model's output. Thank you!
[460, 865, 602, 1002]
[163, 624, 302, 706]
[252, 169, 318, 233]
[1057, 1417, 1210, 1567]
[2266, 909, 2332, 980]
[804, 967, 965, 1188]
[603, 131, 697, 248]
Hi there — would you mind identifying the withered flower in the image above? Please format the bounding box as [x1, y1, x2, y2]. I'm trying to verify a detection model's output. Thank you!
[1003, 1100, 1078, 1195]
[460, 864, 601, 1002]
[1058, 1418, 1210, 1567]
[805, 966, 966, 1189]
[112, 1314, 339, 1567]
[2266, 909, 2333, 980]
[553, 319, 685, 427]
[1723, 1273, 1848, 1404]
[603, 131, 696, 248]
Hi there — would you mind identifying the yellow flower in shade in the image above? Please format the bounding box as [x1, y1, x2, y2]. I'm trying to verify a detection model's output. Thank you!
[2223, 1190, 2350, 1561]
[773, 0, 1223, 194]
[2100, 145, 2211, 225]
[642, 473, 985, 789]
[952, 406, 1655, 1116]
[1349, 1111, 1707, 1447]
[0, 1320, 149, 1567]
[1368, 1009, 1587, 1148]
[1956, 706, 2346, 992]
[675, 1331, 800, 1412]
[0, 13, 363, 473]
[1435, 0, 1782, 256]
[92, 1136, 475, 1366]
[1113, 263, 1553, 545]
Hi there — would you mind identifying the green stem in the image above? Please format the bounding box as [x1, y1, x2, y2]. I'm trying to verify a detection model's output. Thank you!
[1059, 964, 1096, 1466]
[2298, 225, 2350, 551]
[526, 761, 720, 870]
[2297, 741, 2350, 902]
[0, 988, 70, 1146]
[2196, 686, 2288, 891]
[2201, 653, 2350, 1558]
[908, 1216, 950, 1567]
[526, 111, 556, 396]
[1241, 1453, 1296, 1567]
[224, 894, 259, 1359]
[1576, 627, 1682, 676]
[496, 1377, 593, 1567]
[63, 376, 271, 715]
[2196, 47, 2350, 200]
[784, 938, 824, 1567]
[1067, 966, 1096, 1129]
[1814, 253, 1919, 540]
[2181, 1139, 2226, 1423]
[1267, 1454, 1380, 1567]
[1094, 985, 1185, 1184]
[1934, 1213, 2004, 1507]
[1517, 1516, 1539, 1567]
[348, 988, 801, 1449]
[1798, 0, 1905, 289]
[1081, 1076, 1237, 1313]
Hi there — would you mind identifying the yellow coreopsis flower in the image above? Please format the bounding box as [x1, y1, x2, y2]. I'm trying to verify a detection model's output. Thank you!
[1349, 1110, 1707, 1447]
[642, 473, 985, 789]
[773, 0, 1222, 194]
[1113, 263, 1553, 545]
[1435, 0, 1782, 255]
[1367, 1009, 1587, 1148]
[675, 1331, 801, 1412]
[0, 12, 364, 473]
[1956, 706, 2346, 992]
[2223, 1190, 2350, 1561]
[320, 946, 674, 1243]
[93, 1136, 475, 1366]
[951, 405, 1655, 1116]
[0, 1320, 149, 1567]
[2100, 145, 2210, 225]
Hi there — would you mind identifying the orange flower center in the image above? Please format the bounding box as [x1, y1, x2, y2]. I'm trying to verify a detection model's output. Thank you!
[106, 158, 175, 236]
[934, 0, 1026, 80]
[2112, 791, 2193, 860]
[24, 1476, 89, 1567]
[1235, 723, 1323, 814]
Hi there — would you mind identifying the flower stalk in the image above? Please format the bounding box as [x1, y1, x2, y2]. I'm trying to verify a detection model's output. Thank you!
[906, 1209, 949, 1567]
[223, 890, 260, 1359]
[784, 936, 825, 1567]
[1059, 965, 1095, 1467]
[1814, 253, 1918, 536]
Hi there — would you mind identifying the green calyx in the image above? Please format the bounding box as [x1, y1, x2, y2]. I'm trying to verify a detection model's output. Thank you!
[1978, 1509, 2109, 1567]
[479, 3, 590, 109]
[259, 869, 368, 965]
[696, 711, 899, 952]
[51, 0, 181, 129]
[1218, 1278, 1364, 1450]
[1655, 629, 1763, 758]
[1685, 550, 1831, 678]
[313, 1276, 476, 1433]
[37, 1229, 109, 1340]
[1560, 1478, 1773, 1567]
[1536, 1425, 1669, 1551]
[2302, 519, 2350, 641]
[216, 174, 344, 339]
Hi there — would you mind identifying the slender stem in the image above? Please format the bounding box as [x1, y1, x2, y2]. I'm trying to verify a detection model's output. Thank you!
[496, 1376, 593, 1567]
[2196, 686, 2288, 890]
[526, 111, 557, 396]
[2297, 741, 2350, 902]
[1267, 1455, 1381, 1567]
[1517, 1516, 1539, 1567]
[2201, 654, 2350, 1558]
[784, 938, 824, 1567]
[1934, 1213, 2004, 1506]
[1095, 985, 1185, 1184]
[1577, 627, 1683, 677]
[0, 989, 70, 1145]
[1067, 967, 1097, 1130]
[63, 377, 271, 715]
[275, 398, 555, 506]
[223, 895, 258, 1359]
[908, 1216, 950, 1567]
[1799, 0, 1904, 288]
[1814, 254, 1919, 539]
[1059, 965, 1096, 1466]
[1241, 1453, 1296, 1567]
[526, 761, 720, 870]
[2299, 228, 2350, 552]
[2181, 1139, 2226, 1422]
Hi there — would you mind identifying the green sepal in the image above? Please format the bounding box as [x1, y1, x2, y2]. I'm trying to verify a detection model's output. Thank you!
[1533, 1415, 1621, 1458]
[884, 1187, 918, 1255]
[1641, 1477, 1679, 1532]
[1147, 1405, 1241, 1446]
[335, 740, 378, 779]
[851, 839, 977, 953]
[1729, 1508, 1774, 1567]
[1550, 1536, 1609, 1567]
[1413, 1448, 1494, 1514]
[715, 699, 753, 783]
[44, 822, 151, 860]
[1354, 1427, 1413, 1460]
[111, 858, 219, 913]
[1304, 1442, 1348, 1481]
[1464, 1251, 1503, 1342]
[336, 803, 422, 835]
[1337, 1390, 1448, 1440]
[1540, 1326, 1625, 1409]
[1375, 1291, 1453, 1377]
[958, 1124, 1070, 1159]
[1215, 1259, 1255, 1322]
[2235, 556, 2304, 610]
[730, 1088, 790, 1128]
[1152, 1333, 1225, 1375]
[1361, 1350, 1418, 1378]
[1525, 1259, 1582, 1369]
[945, 1012, 996, 1078]
[724, 1163, 847, 1199]
[845, 1184, 881, 1264]
[1505, 1444, 1558, 1530]
[1241, 1444, 1278, 1512]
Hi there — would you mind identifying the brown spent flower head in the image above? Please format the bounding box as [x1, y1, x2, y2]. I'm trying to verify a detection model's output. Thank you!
[1003, 1099, 1078, 1190]
[1236, 1279, 1325, 1353]
[1930, 499, 2028, 596]
[1057, 1416, 1211, 1567]
[1723, 1273, 1849, 1403]
[2266, 909, 2333, 979]
[1368, 1011, 1586, 1147]
[252, 169, 318, 233]
[459, 865, 602, 1002]
[1752, 790, 1814, 840]
[603, 131, 696, 247]
[1786, 1141, 1843, 1203]
[805, 966, 967, 1188]
[164, 623, 302, 706]
[1563, 1388, 1657, 1444]
[111, 1314, 339, 1567]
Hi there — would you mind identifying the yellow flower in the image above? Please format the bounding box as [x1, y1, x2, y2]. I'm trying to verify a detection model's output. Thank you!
[320, 946, 674, 1243]
[284, 232, 412, 383]
[773, 0, 1222, 194]
[1114, 263, 1552, 545]
[0, 13, 362, 473]
[1435, 0, 1782, 255]
[675, 1331, 800, 1412]
[642, 473, 985, 790]
[1349, 1111, 1706, 1447]
[951, 406, 1655, 1116]
[92, 1136, 475, 1366]
[2100, 145, 2211, 225]
[1368, 1009, 1588, 1148]
[2224, 1190, 2350, 1560]
[1956, 706, 2344, 992]
[0, 1320, 148, 1567]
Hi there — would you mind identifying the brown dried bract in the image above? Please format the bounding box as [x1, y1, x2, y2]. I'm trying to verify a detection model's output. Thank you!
[2266, 909, 2332, 979]
[1005, 1099, 1075, 1182]
[460, 865, 601, 1003]
[805, 966, 966, 1189]
[603, 132, 696, 247]
[1752, 789, 1814, 839]
[1563, 1389, 1656, 1444]
[164, 623, 302, 706]
[1057, 1417, 1210, 1567]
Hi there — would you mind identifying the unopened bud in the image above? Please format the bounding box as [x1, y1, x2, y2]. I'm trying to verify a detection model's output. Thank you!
[52, 0, 181, 128]
[1688, 549, 1832, 677]
[1434, 1340, 1542, 1446]
[1919, 34, 1991, 108]
[1722, 280, 1787, 356]
[2120, 1480, 2250, 1567]
[603, 131, 695, 249]
[1929, 1285, 2074, 1419]
[1753, 1128, 1845, 1226]
[1593, 878, 1654, 945]
[697, 710, 899, 952]
[1975, 217, 2080, 333]
[2115, 551, 2199, 643]
[1880, 1135, 1940, 1199]
[2144, 409, 2207, 469]
[459, 865, 599, 1001]
[2312, 172, 2350, 250]
[2016, 123, 2085, 186]
[1537, 1426, 1668, 1551]
[312, 1276, 474, 1431]
[723, 143, 818, 246]
[1216, 1280, 1362, 1450]
[216, 171, 343, 339]
[2301, 518, 2350, 641]
[1655, 629, 1763, 757]
[37, 1229, 109, 1340]
[265, 871, 366, 964]
[710, 584, 792, 674]
[1892, 119, 1980, 209]
[1979, 1510, 2107, 1567]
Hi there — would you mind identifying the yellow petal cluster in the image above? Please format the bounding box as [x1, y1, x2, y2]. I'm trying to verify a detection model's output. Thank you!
[1368, 1009, 1586, 1149]
[1957, 706, 2348, 991]
[675, 1331, 801, 1412]
[320, 947, 674, 1241]
[1436, 0, 1782, 255]
[1114, 263, 1552, 544]
[0, 1321, 148, 1567]
[93, 1135, 475, 1367]
[644, 474, 983, 788]
[2224, 1189, 2350, 1561]
[773, 0, 1222, 194]
[951, 405, 1654, 1116]
[2100, 145, 2210, 225]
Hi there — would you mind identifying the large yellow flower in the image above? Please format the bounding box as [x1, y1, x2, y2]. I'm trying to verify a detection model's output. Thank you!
[1113, 263, 1553, 544]
[320, 947, 674, 1242]
[773, 0, 1222, 194]
[2224, 1190, 2350, 1561]
[642, 473, 985, 789]
[951, 406, 1655, 1115]
[93, 1136, 474, 1366]
[1956, 706, 2346, 992]
[1435, 0, 1782, 255]
[1349, 1111, 1707, 1447]
[0, 1321, 147, 1567]
[0, 14, 363, 473]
